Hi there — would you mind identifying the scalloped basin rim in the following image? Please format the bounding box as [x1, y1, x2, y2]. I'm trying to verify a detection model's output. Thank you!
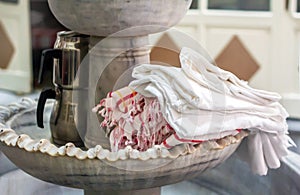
[0, 98, 248, 162]
[0, 98, 248, 191]
[0, 128, 248, 161]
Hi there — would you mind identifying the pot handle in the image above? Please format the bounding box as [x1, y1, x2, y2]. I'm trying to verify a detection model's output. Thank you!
[37, 88, 56, 128]
[38, 49, 62, 84]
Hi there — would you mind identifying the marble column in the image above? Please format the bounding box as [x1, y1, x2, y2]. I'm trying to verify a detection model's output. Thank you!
[85, 35, 150, 149]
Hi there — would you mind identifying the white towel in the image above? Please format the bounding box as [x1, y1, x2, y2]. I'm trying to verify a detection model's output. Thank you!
[129, 47, 294, 175]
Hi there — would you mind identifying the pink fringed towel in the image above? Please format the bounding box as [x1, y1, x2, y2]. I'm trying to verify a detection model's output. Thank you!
[92, 87, 175, 152]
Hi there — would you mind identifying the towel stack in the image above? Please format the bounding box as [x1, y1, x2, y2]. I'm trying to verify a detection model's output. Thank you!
[94, 47, 294, 175]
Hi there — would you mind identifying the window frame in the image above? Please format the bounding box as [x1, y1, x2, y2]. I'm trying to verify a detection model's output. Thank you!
[288, 0, 300, 18]
[188, 0, 273, 18]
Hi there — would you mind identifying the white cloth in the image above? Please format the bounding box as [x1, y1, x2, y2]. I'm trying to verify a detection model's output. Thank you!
[129, 47, 294, 175]
[0, 152, 17, 175]
[0, 169, 82, 195]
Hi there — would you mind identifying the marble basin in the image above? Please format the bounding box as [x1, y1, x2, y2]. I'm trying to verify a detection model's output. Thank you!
[0, 99, 247, 192]
[48, 0, 192, 36]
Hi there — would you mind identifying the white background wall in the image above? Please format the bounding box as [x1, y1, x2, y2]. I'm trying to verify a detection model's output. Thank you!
[176, 0, 300, 117]
[0, 0, 32, 93]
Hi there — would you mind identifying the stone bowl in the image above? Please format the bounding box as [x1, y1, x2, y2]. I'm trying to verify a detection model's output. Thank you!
[47, 0, 192, 37]
[0, 98, 248, 191]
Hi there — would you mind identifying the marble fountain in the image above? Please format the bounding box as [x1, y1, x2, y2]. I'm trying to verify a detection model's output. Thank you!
[0, 0, 299, 194]
[0, 99, 249, 194]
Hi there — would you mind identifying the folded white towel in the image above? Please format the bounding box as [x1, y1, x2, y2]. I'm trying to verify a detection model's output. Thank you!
[129, 47, 294, 175]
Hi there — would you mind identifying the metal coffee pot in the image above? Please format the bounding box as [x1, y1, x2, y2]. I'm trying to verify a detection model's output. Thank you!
[36, 31, 89, 146]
